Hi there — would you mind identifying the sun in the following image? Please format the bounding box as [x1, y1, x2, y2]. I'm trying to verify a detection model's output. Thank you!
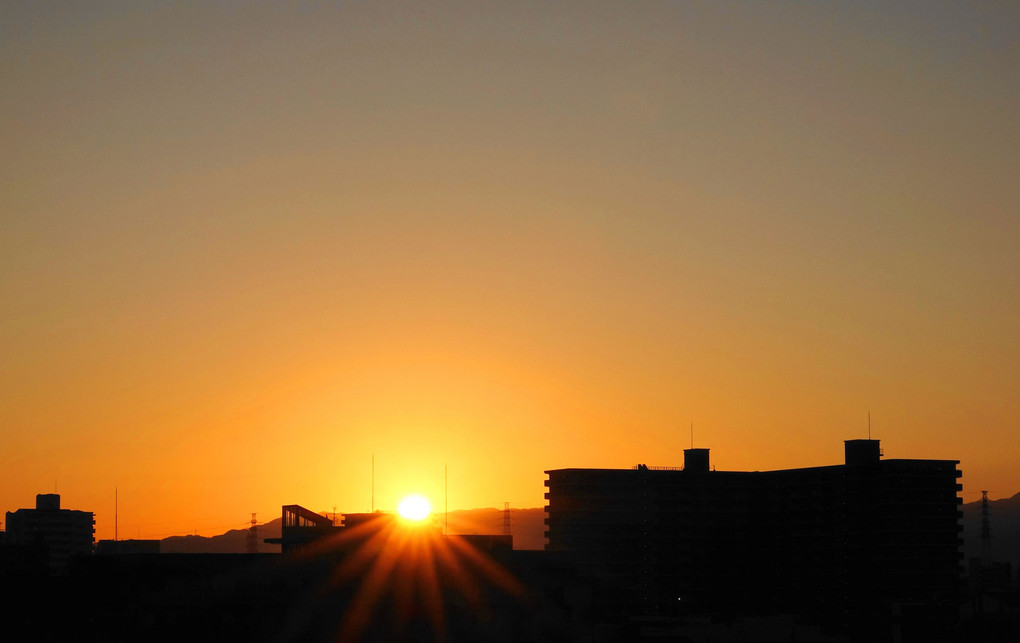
[397, 494, 432, 522]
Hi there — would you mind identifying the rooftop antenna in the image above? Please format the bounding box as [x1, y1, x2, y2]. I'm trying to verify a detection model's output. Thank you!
[115, 487, 118, 542]
[690, 420, 694, 449]
[868, 410, 871, 439]
[371, 454, 375, 513]
[445, 464, 449, 536]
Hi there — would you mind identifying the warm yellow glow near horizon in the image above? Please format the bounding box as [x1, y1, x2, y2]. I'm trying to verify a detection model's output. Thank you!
[1, 2, 1018, 541]
[397, 495, 432, 522]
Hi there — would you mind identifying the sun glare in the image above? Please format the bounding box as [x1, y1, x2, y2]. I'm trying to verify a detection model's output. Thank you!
[397, 494, 432, 522]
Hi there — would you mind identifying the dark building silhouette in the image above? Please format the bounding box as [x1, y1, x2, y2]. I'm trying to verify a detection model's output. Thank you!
[264, 504, 342, 553]
[86, 504, 586, 642]
[0, 500, 589, 642]
[544, 439, 963, 641]
[96, 539, 161, 555]
[4, 493, 95, 572]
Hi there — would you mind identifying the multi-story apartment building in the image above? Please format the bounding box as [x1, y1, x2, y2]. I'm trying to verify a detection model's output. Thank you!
[5, 493, 95, 572]
[545, 440, 962, 638]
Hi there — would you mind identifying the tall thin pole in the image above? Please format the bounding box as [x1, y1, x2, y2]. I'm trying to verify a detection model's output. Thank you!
[980, 490, 992, 564]
[445, 464, 448, 536]
[372, 454, 375, 513]
[115, 487, 118, 542]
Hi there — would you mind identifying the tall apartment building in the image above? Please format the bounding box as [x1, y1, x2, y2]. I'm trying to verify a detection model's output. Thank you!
[544, 440, 963, 637]
[5, 493, 95, 571]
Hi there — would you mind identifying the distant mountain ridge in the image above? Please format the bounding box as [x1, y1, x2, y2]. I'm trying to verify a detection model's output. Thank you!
[161, 518, 283, 554]
[444, 507, 545, 550]
[160, 507, 547, 554]
[163, 494, 1020, 571]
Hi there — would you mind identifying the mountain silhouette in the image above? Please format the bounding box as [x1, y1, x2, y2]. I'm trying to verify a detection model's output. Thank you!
[443, 507, 546, 549]
[161, 518, 283, 553]
[159, 496, 1020, 567]
[160, 507, 547, 553]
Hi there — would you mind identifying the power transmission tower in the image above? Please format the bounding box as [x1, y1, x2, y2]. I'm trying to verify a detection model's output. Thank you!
[247, 513, 258, 554]
[502, 502, 512, 536]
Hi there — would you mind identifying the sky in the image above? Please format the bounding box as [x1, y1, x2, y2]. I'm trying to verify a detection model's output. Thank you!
[2, 1, 1017, 541]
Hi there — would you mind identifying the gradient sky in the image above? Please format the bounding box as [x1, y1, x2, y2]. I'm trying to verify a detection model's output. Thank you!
[2, 1, 1017, 541]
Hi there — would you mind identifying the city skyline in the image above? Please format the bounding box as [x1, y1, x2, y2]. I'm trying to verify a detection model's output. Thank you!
[2, 436, 1008, 543]
[3, 1, 1018, 542]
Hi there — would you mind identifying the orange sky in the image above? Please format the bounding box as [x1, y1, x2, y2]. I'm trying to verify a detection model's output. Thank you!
[2, 2, 1018, 541]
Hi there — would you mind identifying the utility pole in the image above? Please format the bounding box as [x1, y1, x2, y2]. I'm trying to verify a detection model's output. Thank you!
[980, 491, 991, 564]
